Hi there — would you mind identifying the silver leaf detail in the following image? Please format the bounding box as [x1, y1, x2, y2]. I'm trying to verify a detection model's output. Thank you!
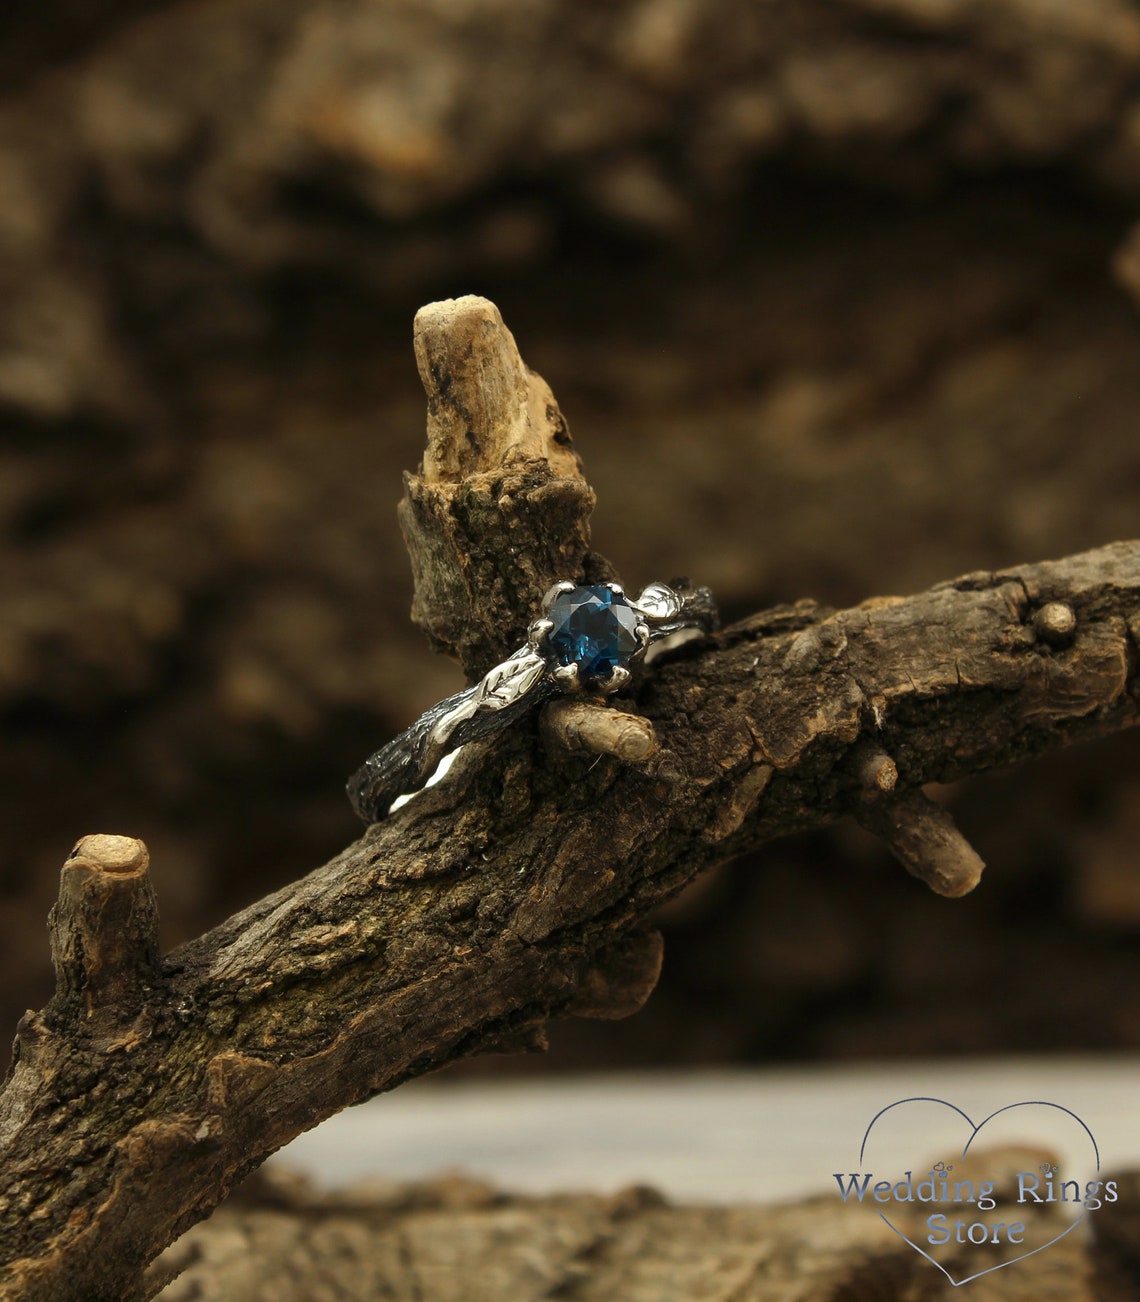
[633, 582, 682, 622]
[476, 652, 547, 711]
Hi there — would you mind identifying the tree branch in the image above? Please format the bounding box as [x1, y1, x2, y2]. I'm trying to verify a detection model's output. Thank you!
[1, 296, 1138, 1300]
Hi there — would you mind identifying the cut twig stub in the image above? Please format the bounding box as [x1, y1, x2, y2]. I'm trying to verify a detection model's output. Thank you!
[542, 698, 659, 762]
[855, 787, 985, 898]
[50, 834, 161, 1016]
[1033, 600, 1077, 646]
[567, 930, 665, 1020]
[854, 744, 898, 794]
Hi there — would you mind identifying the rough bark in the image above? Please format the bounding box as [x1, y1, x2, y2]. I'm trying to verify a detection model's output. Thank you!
[0, 296, 1137, 1300]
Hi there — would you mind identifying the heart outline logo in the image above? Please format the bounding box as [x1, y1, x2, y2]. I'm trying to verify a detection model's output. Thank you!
[858, 1097, 1100, 1287]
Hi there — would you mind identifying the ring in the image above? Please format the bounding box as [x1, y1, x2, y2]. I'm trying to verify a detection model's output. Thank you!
[347, 579, 718, 822]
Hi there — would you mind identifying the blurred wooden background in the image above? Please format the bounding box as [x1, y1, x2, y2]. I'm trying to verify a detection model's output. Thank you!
[2, 0, 1140, 1078]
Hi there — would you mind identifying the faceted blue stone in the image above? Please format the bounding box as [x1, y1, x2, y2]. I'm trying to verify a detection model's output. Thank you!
[546, 586, 640, 678]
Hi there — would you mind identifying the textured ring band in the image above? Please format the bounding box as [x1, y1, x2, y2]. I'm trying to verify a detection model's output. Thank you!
[347, 580, 718, 823]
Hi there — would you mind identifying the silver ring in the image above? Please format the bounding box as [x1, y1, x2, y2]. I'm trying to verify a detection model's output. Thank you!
[347, 580, 718, 822]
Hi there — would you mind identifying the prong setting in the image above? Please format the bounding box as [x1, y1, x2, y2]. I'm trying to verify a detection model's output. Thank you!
[541, 580, 576, 614]
[551, 663, 581, 691]
[595, 664, 631, 694]
[527, 618, 553, 651]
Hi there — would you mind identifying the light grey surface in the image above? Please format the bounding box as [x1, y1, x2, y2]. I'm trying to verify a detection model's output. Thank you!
[273, 1057, 1140, 1204]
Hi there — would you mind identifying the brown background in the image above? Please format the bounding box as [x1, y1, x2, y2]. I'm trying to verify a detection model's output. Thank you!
[2, 0, 1140, 1075]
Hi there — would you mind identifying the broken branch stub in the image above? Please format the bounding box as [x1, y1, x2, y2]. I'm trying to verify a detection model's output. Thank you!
[399, 295, 614, 679]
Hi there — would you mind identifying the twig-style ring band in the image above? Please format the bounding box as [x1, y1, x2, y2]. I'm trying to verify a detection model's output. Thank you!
[347, 580, 718, 823]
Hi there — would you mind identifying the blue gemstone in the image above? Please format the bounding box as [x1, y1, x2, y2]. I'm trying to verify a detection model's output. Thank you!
[547, 586, 640, 678]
